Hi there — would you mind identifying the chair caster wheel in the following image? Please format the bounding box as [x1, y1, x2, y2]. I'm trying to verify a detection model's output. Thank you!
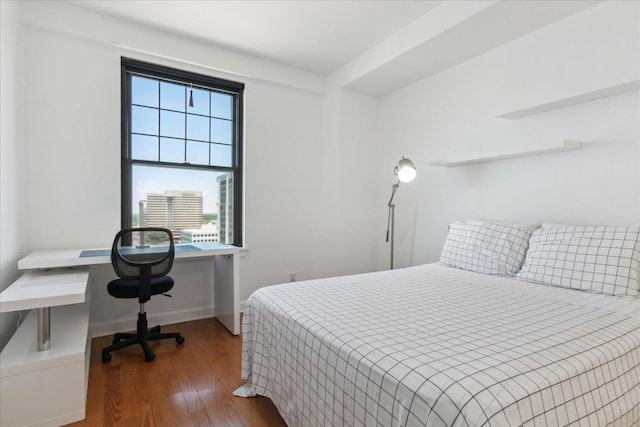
[102, 352, 112, 363]
[176, 336, 185, 344]
[145, 352, 155, 362]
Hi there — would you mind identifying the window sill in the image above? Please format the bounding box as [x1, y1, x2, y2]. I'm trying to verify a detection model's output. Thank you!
[239, 247, 249, 258]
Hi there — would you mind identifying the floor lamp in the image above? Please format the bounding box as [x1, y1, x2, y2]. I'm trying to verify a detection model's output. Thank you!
[385, 157, 416, 270]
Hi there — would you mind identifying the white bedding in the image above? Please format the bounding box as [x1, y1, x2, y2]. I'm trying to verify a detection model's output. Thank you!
[236, 264, 640, 426]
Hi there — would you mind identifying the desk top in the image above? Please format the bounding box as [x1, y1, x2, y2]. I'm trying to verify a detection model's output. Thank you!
[18, 242, 239, 270]
[0, 268, 90, 313]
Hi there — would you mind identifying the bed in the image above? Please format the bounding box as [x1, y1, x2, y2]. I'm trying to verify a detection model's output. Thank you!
[235, 222, 640, 426]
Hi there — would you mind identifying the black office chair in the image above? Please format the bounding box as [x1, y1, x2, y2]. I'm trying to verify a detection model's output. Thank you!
[101, 227, 184, 363]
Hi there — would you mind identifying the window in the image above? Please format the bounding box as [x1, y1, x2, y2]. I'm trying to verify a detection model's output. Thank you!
[121, 58, 244, 246]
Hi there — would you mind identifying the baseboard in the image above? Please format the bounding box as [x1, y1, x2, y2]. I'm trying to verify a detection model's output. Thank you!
[29, 410, 85, 427]
[89, 306, 216, 338]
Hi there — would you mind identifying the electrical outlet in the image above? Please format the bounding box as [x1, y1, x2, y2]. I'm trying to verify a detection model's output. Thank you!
[289, 272, 296, 282]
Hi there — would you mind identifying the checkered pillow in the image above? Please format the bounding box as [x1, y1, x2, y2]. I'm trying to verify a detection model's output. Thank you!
[440, 221, 533, 276]
[516, 225, 640, 296]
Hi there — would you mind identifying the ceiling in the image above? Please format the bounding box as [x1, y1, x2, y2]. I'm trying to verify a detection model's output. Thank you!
[66, 0, 442, 75]
[66, 0, 600, 95]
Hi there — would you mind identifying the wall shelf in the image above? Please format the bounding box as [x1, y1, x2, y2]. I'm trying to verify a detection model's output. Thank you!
[496, 80, 640, 119]
[429, 140, 581, 167]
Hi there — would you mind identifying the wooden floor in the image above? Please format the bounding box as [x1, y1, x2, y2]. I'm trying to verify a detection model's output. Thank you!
[67, 317, 286, 427]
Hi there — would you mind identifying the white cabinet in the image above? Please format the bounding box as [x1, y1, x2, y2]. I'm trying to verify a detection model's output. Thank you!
[0, 269, 90, 427]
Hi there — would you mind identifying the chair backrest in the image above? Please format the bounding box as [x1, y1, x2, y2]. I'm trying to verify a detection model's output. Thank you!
[111, 227, 175, 281]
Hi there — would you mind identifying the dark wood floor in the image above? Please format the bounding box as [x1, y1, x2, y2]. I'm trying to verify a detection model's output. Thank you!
[66, 317, 286, 426]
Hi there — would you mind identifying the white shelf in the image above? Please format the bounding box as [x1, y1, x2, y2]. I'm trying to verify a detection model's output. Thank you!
[0, 268, 89, 313]
[496, 80, 640, 119]
[429, 140, 581, 167]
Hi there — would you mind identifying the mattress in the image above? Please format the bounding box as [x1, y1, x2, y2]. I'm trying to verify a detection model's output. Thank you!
[235, 264, 640, 426]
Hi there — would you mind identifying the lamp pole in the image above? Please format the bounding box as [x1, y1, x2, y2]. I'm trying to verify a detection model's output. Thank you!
[385, 157, 416, 270]
[386, 182, 400, 270]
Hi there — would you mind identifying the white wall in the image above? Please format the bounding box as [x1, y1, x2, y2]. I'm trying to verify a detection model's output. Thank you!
[375, 1, 640, 270]
[335, 89, 380, 276]
[241, 81, 327, 292]
[0, 1, 26, 350]
[15, 1, 378, 335]
[241, 85, 379, 298]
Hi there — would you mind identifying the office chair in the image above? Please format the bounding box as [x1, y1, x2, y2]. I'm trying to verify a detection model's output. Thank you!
[101, 227, 185, 363]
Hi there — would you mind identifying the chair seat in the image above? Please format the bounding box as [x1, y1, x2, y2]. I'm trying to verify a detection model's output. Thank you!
[108, 275, 174, 299]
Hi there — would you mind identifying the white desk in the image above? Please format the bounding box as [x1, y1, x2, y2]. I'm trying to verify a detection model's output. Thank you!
[18, 242, 241, 335]
[1, 242, 239, 426]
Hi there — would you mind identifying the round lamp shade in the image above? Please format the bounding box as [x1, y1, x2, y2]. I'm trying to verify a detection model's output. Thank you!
[396, 157, 416, 182]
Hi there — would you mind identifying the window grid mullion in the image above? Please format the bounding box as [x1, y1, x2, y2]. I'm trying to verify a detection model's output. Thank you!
[157, 80, 161, 162]
[132, 103, 231, 122]
[209, 91, 212, 166]
[132, 160, 234, 174]
[134, 132, 230, 146]
[233, 97, 237, 169]
[184, 86, 188, 164]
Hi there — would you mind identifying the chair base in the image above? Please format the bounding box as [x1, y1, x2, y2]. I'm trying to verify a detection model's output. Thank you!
[101, 312, 184, 363]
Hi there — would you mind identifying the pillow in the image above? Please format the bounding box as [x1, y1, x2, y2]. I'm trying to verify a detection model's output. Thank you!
[464, 219, 541, 235]
[540, 222, 570, 228]
[440, 221, 533, 276]
[516, 225, 640, 296]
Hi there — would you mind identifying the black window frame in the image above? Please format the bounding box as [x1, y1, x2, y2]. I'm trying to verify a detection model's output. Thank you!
[121, 58, 244, 246]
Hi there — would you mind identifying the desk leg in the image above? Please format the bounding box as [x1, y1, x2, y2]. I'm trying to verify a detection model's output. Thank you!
[37, 307, 51, 351]
[214, 254, 239, 335]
